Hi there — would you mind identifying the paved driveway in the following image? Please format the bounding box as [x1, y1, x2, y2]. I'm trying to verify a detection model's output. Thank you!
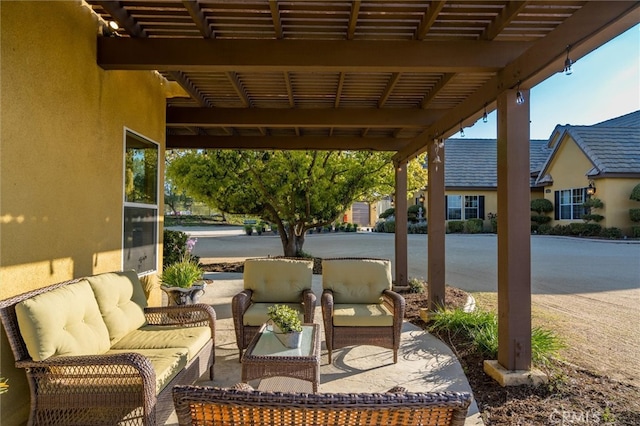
[179, 227, 640, 385]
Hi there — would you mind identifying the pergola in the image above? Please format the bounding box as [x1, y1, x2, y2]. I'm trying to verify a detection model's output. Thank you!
[88, 0, 639, 377]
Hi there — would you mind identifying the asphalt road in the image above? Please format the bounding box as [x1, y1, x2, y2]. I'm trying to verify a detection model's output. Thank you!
[177, 226, 640, 384]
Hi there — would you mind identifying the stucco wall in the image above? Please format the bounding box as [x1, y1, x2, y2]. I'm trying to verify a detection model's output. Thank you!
[0, 2, 166, 423]
[543, 134, 640, 233]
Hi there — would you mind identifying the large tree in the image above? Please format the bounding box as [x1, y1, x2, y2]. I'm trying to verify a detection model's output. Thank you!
[168, 150, 426, 256]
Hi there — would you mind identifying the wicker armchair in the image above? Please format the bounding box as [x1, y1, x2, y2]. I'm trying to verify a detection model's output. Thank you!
[321, 258, 405, 363]
[232, 258, 316, 360]
[173, 384, 472, 426]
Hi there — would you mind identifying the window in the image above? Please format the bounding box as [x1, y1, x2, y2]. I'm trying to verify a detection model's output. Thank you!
[123, 131, 158, 274]
[446, 195, 485, 220]
[555, 188, 587, 220]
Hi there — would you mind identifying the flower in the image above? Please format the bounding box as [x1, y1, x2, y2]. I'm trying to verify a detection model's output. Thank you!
[185, 237, 198, 253]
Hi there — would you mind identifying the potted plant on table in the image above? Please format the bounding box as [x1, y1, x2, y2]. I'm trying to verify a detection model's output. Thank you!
[160, 253, 206, 306]
[267, 304, 303, 348]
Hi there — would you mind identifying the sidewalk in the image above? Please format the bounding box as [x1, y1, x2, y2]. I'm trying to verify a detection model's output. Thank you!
[163, 272, 483, 426]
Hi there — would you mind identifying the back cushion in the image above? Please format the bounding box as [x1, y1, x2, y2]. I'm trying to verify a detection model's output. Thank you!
[87, 270, 148, 345]
[16, 280, 111, 361]
[322, 259, 392, 304]
[244, 258, 313, 303]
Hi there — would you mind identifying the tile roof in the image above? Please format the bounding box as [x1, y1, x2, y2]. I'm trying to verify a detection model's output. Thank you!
[440, 139, 549, 188]
[592, 110, 640, 128]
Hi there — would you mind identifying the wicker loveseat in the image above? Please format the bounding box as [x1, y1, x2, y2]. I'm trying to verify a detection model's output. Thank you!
[0, 270, 216, 426]
[173, 384, 472, 426]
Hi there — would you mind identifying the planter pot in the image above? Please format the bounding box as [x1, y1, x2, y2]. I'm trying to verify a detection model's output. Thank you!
[161, 282, 207, 306]
[269, 322, 302, 348]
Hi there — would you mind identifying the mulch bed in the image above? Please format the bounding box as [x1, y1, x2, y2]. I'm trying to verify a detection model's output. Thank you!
[203, 259, 640, 425]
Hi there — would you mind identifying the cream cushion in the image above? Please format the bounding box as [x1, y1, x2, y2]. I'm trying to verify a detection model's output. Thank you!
[244, 258, 313, 303]
[15, 280, 111, 361]
[111, 325, 211, 361]
[242, 303, 304, 326]
[332, 304, 394, 326]
[87, 270, 148, 345]
[322, 259, 392, 304]
[105, 348, 188, 393]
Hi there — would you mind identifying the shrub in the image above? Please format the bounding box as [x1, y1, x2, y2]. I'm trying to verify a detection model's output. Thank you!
[531, 198, 553, 214]
[600, 227, 622, 239]
[550, 224, 571, 235]
[408, 223, 428, 234]
[629, 208, 640, 223]
[408, 277, 425, 294]
[379, 207, 395, 219]
[163, 229, 189, 267]
[447, 221, 464, 233]
[632, 226, 640, 238]
[569, 222, 601, 237]
[630, 183, 640, 201]
[383, 220, 396, 233]
[374, 221, 386, 232]
[464, 218, 483, 234]
[160, 254, 203, 289]
[538, 224, 552, 235]
[581, 214, 604, 223]
[531, 215, 551, 225]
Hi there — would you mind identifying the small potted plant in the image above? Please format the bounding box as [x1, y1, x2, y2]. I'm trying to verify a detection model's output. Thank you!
[160, 254, 206, 305]
[267, 304, 303, 348]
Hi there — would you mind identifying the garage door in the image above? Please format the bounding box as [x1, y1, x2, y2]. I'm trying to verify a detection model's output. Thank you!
[352, 202, 370, 226]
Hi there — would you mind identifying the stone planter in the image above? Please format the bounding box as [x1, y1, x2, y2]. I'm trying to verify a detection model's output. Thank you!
[161, 282, 207, 306]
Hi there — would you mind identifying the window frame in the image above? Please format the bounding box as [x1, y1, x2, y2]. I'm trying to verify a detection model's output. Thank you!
[557, 187, 587, 220]
[122, 128, 160, 276]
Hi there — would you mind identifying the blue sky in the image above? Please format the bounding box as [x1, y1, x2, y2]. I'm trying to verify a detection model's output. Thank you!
[462, 24, 639, 140]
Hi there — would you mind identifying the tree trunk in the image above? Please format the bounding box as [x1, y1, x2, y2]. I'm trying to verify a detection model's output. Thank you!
[281, 224, 306, 257]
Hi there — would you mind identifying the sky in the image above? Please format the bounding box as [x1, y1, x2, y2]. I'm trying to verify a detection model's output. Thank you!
[462, 24, 639, 140]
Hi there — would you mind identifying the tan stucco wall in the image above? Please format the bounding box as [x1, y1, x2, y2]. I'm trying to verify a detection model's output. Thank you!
[1, 2, 166, 423]
[543, 134, 640, 233]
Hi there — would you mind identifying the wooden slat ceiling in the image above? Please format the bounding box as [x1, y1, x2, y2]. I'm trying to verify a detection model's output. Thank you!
[88, 1, 639, 162]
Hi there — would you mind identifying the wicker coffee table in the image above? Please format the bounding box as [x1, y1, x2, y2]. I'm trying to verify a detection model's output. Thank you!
[241, 323, 320, 392]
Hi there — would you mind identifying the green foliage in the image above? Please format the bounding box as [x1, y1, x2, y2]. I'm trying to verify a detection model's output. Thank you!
[549, 224, 571, 236]
[447, 221, 464, 233]
[408, 223, 428, 234]
[581, 214, 604, 223]
[160, 254, 203, 289]
[0, 377, 8, 394]
[407, 204, 425, 223]
[531, 198, 553, 214]
[630, 183, 640, 201]
[569, 222, 602, 236]
[537, 224, 552, 235]
[379, 207, 395, 219]
[408, 277, 425, 294]
[464, 218, 483, 234]
[167, 150, 426, 256]
[267, 304, 303, 333]
[163, 230, 189, 267]
[383, 220, 396, 233]
[531, 215, 552, 225]
[600, 227, 622, 239]
[429, 308, 564, 366]
[629, 208, 640, 223]
[633, 226, 640, 238]
[582, 197, 604, 209]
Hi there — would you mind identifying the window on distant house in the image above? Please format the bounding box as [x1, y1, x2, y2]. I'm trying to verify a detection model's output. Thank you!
[555, 188, 587, 220]
[445, 195, 485, 220]
[123, 130, 158, 275]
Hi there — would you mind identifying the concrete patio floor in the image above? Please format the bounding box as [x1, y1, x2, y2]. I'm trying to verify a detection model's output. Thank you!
[164, 272, 483, 425]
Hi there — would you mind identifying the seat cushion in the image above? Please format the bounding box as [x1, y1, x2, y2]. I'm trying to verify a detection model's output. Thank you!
[87, 270, 148, 345]
[15, 280, 111, 361]
[244, 258, 313, 303]
[332, 303, 394, 327]
[243, 303, 303, 326]
[111, 325, 211, 361]
[322, 259, 392, 304]
[105, 348, 188, 394]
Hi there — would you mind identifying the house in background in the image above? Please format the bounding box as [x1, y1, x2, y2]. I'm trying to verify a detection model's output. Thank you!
[417, 138, 551, 224]
[536, 110, 640, 235]
[415, 110, 640, 235]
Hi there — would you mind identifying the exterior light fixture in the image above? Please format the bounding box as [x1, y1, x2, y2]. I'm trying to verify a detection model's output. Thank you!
[515, 83, 525, 105]
[459, 122, 465, 137]
[482, 103, 488, 123]
[108, 20, 119, 30]
[563, 45, 573, 76]
[586, 180, 596, 196]
[419, 194, 425, 204]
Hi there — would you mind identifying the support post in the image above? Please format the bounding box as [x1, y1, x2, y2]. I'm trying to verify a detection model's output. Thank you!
[496, 88, 532, 371]
[394, 160, 408, 287]
[427, 140, 445, 310]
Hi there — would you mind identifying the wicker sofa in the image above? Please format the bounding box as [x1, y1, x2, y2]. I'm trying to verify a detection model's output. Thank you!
[0, 270, 216, 426]
[173, 384, 472, 426]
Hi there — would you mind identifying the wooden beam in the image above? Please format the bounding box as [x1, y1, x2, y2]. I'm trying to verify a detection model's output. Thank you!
[334, 72, 345, 108]
[482, 1, 529, 41]
[95, 1, 146, 37]
[347, 0, 361, 40]
[283, 72, 295, 107]
[378, 72, 401, 108]
[226, 71, 251, 107]
[394, 1, 640, 163]
[166, 135, 409, 151]
[421, 73, 455, 109]
[97, 39, 532, 72]
[166, 107, 444, 128]
[269, 0, 283, 39]
[415, 1, 446, 40]
[182, 0, 213, 38]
